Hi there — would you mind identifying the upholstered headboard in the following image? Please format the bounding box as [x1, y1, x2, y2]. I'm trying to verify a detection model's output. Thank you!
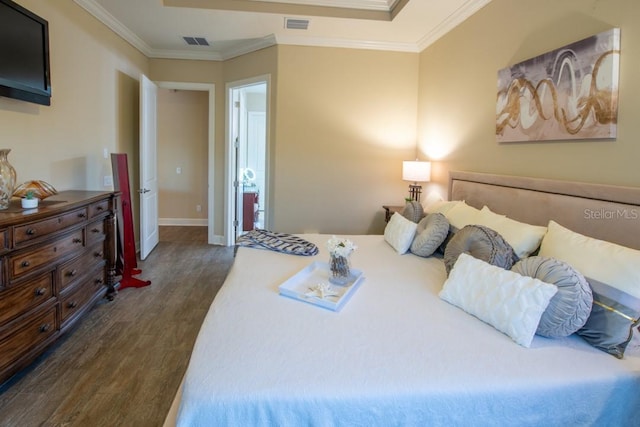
[449, 171, 640, 250]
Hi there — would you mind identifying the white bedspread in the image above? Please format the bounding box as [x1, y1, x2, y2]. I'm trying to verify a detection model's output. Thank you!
[176, 235, 640, 426]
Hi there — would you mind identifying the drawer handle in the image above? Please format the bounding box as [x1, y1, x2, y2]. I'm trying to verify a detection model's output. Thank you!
[91, 228, 101, 233]
[96, 206, 104, 211]
[95, 278, 104, 285]
[21, 260, 30, 267]
[26, 228, 36, 236]
[35, 287, 47, 296]
[73, 238, 82, 244]
[94, 251, 104, 258]
[66, 269, 77, 277]
[39, 323, 51, 333]
[78, 213, 86, 218]
[67, 301, 78, 309]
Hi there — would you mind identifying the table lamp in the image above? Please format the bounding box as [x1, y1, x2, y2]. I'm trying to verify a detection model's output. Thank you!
[402, 160, 431, 201]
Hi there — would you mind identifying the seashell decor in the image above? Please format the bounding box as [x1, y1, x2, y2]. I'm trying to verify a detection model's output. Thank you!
[13, 180, 58, 200]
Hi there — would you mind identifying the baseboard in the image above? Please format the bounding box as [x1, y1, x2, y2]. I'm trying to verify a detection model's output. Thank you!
[159, 218, 207, 226]
[158, 219, 228, 246]
[209, 235, 226, 245]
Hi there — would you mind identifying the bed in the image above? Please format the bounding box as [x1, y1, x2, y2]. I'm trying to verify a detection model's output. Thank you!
[167, 171, 640, 426]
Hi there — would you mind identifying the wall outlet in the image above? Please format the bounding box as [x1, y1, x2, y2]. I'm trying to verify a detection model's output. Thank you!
[196, 204, 202, 212]
[103, 175, 113, 187]
[176, 167, 182, 174]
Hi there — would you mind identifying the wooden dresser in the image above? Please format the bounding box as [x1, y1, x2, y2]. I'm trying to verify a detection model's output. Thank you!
[0, 191, 118, 385]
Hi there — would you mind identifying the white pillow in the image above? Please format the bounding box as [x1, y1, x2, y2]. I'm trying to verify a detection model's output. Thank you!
[443, 201, 481, 229]
[420, 191, 444, 212]
[478, 206, 547, 258]
[384, 212, 418, 254]
[440, 253, 558, 347]
[539, 220, 640, 299]
[424, 200, 460, 216]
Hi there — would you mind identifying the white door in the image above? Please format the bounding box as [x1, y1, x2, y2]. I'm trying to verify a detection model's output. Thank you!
[226, 78, 269, 245]
[139, 74, 159, 259]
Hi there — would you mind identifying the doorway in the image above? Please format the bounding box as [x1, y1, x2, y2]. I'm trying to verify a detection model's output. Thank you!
[156, 81, 216, 244]
[226, 76, 270, 245]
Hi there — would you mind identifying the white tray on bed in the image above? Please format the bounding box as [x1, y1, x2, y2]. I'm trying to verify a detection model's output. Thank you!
[278, 261, 364, 311]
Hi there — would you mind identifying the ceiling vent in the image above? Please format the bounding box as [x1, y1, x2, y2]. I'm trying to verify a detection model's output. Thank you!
[284, 18, 309, 30]
[183, 36, 210, 46]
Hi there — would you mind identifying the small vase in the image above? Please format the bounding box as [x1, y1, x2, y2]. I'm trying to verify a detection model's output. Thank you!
[21, 198, 38, 209]
[329, 253, 351, 285]
[0, 149, 17, 210]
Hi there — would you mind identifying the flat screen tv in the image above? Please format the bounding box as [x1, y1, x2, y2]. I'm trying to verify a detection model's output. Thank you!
[0, 0, 51, 106]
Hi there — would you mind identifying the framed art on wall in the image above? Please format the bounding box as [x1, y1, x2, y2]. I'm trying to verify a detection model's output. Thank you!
[496, 28, 620, 143]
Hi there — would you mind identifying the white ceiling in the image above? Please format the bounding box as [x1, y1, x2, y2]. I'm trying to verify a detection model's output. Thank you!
[73, 0, 491, 61]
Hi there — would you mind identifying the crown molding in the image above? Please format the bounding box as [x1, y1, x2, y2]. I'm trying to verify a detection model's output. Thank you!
[74, 0, 488, 61]
[163, 0, 400, 21]
[416, 0, 491, 51]
[275, 35, 419, 53]
[73, 0, 154, 57]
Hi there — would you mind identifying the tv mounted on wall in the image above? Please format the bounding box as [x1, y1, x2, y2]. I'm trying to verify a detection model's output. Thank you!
[0, 0, 51, 106]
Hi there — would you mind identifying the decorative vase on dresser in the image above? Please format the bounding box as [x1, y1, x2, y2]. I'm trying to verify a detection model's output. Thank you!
[0, 148, 17, 210]
[0, 190, 120, 386]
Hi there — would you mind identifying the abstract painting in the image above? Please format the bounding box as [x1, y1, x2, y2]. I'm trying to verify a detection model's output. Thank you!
[496, 29, 620, 142]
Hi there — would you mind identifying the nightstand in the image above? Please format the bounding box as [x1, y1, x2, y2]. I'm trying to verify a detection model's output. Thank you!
[383, 205, 404, 222]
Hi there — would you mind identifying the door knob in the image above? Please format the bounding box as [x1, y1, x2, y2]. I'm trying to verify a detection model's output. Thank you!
[138, 188, 150, 194]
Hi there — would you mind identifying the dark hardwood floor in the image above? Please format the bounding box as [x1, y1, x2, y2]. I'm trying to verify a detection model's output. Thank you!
[0, 226, 234, 427]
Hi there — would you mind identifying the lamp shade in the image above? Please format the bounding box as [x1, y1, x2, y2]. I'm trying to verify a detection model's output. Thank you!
[402, 161, 431, 182]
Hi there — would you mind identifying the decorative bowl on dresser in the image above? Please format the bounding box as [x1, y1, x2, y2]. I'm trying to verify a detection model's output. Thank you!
[0, 191, 119, 386]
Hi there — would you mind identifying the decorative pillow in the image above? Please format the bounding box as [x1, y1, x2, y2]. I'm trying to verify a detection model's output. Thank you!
[401, 201, 424, 223]
[384, 212, 418, 254]
[424, 200, 460, 216]
[443, 201, 481, 229]
[512, 256, 592, 338]
[478, 206, 547, 258]
[539, 220, 640, 357]
[410, 213, 449, 257]
[577, 278, 640, 358]
[443, 225, 518, 274]
[440, 253, 558, 348]
[539, 221, 640, 299]
[420, 192, 444, 212]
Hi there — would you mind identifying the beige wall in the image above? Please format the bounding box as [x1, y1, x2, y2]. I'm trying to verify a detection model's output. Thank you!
[274, 46, 419, 234]
[7, 1, 637, 242]
[0, 0, 147, 191]
[157, 89, 208, 222]
[0, 0, 148, 241]
[152, 46, 418, 236]
[223, 47, 278, 230]
[417, 0, 640, 199]
[149, 51, 276, 236]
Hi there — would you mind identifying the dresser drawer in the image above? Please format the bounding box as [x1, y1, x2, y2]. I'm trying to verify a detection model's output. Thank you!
[14, 207, 88, 245]
[0, 306, 57, 372]
[89, 199, 110, 219]
[60, 272, 102, 324]
[58, 241, 105, 292]
[9, 229, 85, 281]
[86, 218, 106, 245]
[0, 273, 54, 325]
[0, 228, 8, 252]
